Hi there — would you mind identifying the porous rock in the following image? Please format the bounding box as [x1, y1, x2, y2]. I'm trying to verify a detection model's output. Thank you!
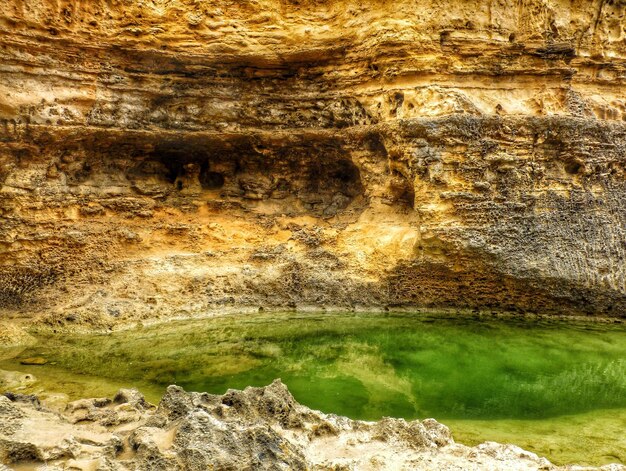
[0, 1, 625, 325]
[1, 381, 607, 470]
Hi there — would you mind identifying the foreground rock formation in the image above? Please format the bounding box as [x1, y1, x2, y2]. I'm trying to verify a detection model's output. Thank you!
[1, 379, 621, 471]
[1, 0, 626, 324]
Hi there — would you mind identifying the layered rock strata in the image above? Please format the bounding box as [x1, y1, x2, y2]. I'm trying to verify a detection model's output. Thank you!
[1, 0, 626, 323]
[2, 380, 623, 470]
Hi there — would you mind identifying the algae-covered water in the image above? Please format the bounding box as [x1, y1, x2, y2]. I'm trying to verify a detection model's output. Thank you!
[1, 312, 625, 466]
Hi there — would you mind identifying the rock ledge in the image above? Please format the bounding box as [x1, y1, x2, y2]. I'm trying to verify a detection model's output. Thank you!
[1, 380, 623, 470]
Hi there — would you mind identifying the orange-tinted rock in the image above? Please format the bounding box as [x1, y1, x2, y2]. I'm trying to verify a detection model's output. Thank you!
[0, 0, 625, 323]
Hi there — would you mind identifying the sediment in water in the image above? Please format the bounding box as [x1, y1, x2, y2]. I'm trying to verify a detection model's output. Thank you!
[2, 313, 626, 468]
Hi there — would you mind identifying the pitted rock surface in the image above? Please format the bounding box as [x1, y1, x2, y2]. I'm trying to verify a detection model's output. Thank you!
[3, 380, 620, 470]
[0, 1, 625, 324]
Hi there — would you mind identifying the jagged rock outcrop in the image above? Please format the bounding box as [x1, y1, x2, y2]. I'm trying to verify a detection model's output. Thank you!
[2, 380, 621, 470]
[1, 0, 625, 323]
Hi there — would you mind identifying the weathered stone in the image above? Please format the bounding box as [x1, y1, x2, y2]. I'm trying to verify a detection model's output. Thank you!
[2, 382, 608, 470]
[0, 1, 624, 323]
[19, 357, 47, 365]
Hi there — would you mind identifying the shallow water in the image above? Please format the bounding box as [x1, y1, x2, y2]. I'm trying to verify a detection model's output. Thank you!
[1, 312, 625, 466]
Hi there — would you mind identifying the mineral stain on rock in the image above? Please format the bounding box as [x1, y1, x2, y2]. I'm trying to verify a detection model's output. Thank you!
[0, 0, 625, 323]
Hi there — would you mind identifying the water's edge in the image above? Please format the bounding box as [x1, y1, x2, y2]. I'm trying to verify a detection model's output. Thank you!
[2, 311, 626, 467]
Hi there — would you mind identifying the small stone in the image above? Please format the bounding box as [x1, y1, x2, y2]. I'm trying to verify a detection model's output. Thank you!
[186, 12, 204, 27]
[20, 357, 47, 365]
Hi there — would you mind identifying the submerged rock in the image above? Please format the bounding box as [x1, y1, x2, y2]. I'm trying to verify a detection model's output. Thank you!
[19, 357, 48, 366]
[0, 380, 622, 470]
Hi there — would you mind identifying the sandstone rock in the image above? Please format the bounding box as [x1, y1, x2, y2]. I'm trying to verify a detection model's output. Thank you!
[0, 323, 35, 348]
[0, 0, 624, 322]
[19, 357, 47, 365]
[4, 381, 611, 470]
[114, 388, 150, 409]
[0, 370, 36, 392]
[0, 395, 25, 435]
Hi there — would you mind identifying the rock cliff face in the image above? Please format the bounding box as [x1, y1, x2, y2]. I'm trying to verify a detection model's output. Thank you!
[1, 0, 625, 323]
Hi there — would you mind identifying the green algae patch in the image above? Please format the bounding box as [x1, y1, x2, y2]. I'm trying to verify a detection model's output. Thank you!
[446, 409, 626, 468]
[1, 312, 625, 466]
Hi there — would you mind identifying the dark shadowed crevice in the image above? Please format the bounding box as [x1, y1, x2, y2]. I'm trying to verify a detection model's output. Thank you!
[564, 160, 583, 175]
[200, 161, 225, 190]
[117, 136, 366, 216]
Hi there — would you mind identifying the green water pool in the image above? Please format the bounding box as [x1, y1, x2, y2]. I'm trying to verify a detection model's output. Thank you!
[1, 312, 625, 466]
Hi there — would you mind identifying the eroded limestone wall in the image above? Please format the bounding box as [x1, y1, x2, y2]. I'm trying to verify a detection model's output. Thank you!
[1, 0, 625, 324]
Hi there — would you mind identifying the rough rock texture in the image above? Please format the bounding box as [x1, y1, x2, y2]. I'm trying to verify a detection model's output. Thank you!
[1, 0, 626, 323]
[0, 322, 34, 347]
[1, 380, 622, 471]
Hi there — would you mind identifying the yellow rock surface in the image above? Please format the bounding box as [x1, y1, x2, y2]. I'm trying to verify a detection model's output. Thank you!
[0, 0, 625, 324]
